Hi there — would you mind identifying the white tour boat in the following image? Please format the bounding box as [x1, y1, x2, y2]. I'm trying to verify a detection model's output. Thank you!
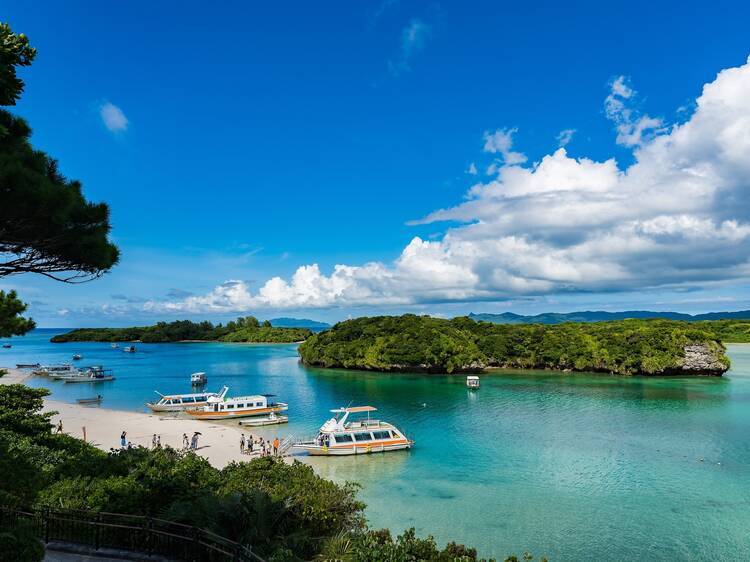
[186, 393, 288, 420]
[123, 346, 136, 353]
[111, 343, 119, 348]
[146, 386, 228, 412]
[33, 364, 75, 376]
[294, 406, 413, 456]
[466, 375, 480, 389]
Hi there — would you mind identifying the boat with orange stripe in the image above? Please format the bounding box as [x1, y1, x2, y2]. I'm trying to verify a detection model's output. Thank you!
[186, 392, 288, 420]
[294, 406, 414, 456]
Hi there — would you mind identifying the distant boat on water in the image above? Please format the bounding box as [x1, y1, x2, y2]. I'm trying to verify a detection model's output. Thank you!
[111, 343, 119, 348]
[73, 354, 83, 361]
[191, 371, 208, 386]
[2, 344, 11, 348]
[123, 346, 136, 353]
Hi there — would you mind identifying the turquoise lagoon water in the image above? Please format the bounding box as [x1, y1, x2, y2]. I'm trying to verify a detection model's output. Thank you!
[3, 329, 750, 560]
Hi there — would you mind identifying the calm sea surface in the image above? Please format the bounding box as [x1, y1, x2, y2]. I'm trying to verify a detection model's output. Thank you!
[3, 329, 750, 560]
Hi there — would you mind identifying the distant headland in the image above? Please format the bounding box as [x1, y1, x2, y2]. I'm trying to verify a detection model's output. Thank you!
[50, 317, 313, 344]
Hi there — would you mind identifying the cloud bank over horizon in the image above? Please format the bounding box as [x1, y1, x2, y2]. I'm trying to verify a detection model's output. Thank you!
[147, 55, 750, 315]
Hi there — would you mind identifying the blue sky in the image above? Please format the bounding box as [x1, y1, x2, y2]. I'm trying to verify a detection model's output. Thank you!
[5, 0, 750, 326]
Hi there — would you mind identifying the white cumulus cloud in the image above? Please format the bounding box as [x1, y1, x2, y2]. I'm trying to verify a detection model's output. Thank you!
[99, 102, 128, 133]
[151, 55, 750, 313]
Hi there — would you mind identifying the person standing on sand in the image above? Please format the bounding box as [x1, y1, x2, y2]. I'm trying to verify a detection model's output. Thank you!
[120, 431, 127, 449]
[273, 437, 280, 456]
[152, 434, 157, 448]
[156, 435, 161, 448]
[240, 433, 245, 453]
[182, 433, 189, 449]
[56, 420, 63, 434]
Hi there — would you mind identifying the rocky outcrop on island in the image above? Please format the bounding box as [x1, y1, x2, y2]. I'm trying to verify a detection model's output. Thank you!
[298, 315, 731, 376]
[679, 344, 728, 376]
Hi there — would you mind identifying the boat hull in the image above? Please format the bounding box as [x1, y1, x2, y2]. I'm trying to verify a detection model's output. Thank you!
[187, 404, 287, 420]
[62, 376, 115, 383]
[296, 439, 413, 456]
[239, 415, 289, 427]
[146, 403, 206, 413]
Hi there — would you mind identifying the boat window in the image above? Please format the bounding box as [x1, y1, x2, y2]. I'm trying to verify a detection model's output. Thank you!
[333, 434, 353, 443]
[183, 397, 195, 403]
[196, 397, 206, 402]
[353, 432, 373, 441]
[372, 431, 390, 440]
[227, 404, 235, 409]
[255, 402, 262, 407]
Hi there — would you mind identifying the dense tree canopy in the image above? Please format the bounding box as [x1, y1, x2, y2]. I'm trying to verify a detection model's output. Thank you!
[50, 317, 312, 344]
[299, 315, 734, 375]
[0, 23, 35, 107]
[0, 22, 119, 337]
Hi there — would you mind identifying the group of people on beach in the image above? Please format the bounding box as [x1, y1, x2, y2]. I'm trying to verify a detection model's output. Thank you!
[240, 433, 280, 457]
[182, 432, 200, 450]
[117, 431, 200, 450]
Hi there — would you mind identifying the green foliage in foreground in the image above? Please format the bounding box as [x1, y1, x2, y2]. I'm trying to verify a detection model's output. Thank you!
[0, 385, 506, 561]
[299, 315, 734, 375]
[50, 317, 312, 344]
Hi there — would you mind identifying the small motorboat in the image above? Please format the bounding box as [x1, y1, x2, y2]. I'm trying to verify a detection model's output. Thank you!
[466, 375, 480, 389]
[190, 372, 208, 386]
[2, 344, 11, 348]
[73, 354, 83, 361]
[76, 395, 103, 404]
[111, 343, 119, 348]
[16, 363, 41, 369]
[239, 412, 289, 427]
[123, 346, 136, 353]
[186, 393, 288, 421]
[294, 406, 413, 456]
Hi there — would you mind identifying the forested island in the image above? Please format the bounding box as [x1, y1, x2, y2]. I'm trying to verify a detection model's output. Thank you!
[298, 315, 745, 376]
[50, 317, 312, 344]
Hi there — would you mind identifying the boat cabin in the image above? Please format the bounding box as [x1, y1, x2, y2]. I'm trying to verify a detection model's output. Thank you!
[466, 375, 480, 389]
[191, 372, 208, 385]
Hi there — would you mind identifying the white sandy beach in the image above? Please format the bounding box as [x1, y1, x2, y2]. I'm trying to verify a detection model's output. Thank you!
[1, 367, 293, 468]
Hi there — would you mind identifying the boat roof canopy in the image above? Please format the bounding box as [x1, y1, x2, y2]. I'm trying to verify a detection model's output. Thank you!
[331, 406, 377, 414]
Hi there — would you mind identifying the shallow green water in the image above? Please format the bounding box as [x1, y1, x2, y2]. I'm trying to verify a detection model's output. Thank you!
[3, 331, 750, 560]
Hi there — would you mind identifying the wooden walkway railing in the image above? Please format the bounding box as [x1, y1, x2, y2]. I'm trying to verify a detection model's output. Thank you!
[0, 505, 266, 562]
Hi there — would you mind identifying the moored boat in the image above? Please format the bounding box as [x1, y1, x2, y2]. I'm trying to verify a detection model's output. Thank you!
[123, 346, 136, 353]
[186, 393, 288, 420]
[77, 395, 103, 404]
[146, 386, 229, 412]
[111, 343, 119, 348]
[294, 406, 413, 456]
[62, 373, 115, 383]
[466, 375, 480, 389]
[16, 363, 41, 369]
[239, 412, 289, 426]
[190, 372, 208, 386]
[73, 354, 83, 361]
[33, 364, 75, 375]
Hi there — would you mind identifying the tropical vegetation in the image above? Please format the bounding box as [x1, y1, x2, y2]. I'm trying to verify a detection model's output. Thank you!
[0, 22, 118, 338]
[0, 384, 537, 561]
[299, 315, 739, 375]
[50, 317, 312, 344]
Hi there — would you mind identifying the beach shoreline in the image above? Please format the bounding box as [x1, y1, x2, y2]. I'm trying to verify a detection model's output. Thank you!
[1, 367, 295, 468]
